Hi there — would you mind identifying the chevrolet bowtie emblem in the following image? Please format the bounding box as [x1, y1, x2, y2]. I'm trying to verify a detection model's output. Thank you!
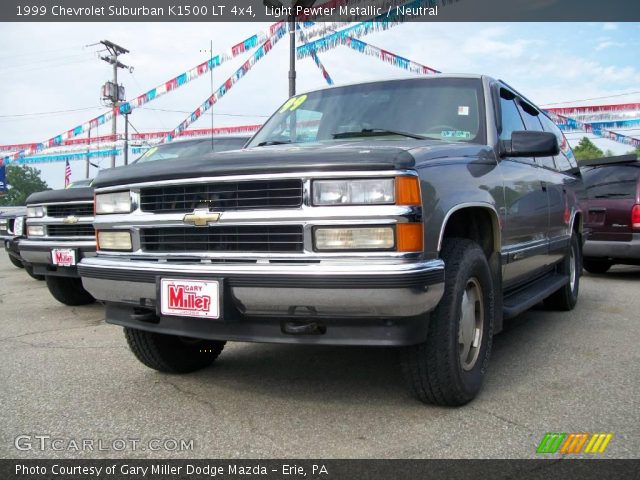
[63, 216, 79, 224]
[183, 210, 220, 227]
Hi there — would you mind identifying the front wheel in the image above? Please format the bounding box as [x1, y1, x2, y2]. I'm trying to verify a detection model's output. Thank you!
[124, 328, 225, 373]
[545, 234, 581, 311]
[401, 238, 494, 406]
[45, 276, 95, 305]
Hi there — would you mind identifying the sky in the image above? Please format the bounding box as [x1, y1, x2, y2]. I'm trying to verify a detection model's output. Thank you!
[0, 21, 639, 189]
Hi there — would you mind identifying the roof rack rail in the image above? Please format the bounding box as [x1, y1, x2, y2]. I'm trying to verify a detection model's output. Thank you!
[580, 154, 638, 168]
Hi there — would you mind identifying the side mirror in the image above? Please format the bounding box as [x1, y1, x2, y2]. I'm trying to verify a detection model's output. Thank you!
[501, 131, 559, 158]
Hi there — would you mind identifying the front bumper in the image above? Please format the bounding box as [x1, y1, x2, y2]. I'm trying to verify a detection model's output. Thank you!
[79, 257, 445, 346]
[19, 239, 96, 277]
[583, 233, 640, 261]
[2, 236, 22, 260]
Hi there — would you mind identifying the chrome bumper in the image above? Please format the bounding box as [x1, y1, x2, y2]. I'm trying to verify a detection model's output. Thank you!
[19, 239, 97, 265]
[79, 257, 445, 318]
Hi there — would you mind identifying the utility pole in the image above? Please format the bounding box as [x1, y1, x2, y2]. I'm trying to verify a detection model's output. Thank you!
[200, 41, 215, 151]
[99, 40, 130, 168]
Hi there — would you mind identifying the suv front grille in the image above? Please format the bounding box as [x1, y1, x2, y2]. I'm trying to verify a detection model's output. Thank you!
[47, 203, 94, 217]
[139, 179, 303, 213]
[47, 224, 95, 237]
[141, 225, 304, 253]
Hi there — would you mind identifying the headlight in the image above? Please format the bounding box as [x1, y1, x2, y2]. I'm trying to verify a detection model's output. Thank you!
[95, 191, 131, 214]
[314, 227, 395, 251]
[97, 231, 132, 251]
[27, 206, 45, 218]
[313, 179, 395, 206]
[0, 219, 6, 228]
[14, 217, 24, 236]
[27, 225, 45, 237]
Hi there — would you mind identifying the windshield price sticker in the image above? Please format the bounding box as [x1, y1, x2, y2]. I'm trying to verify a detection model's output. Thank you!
[279, 95, 308, 113]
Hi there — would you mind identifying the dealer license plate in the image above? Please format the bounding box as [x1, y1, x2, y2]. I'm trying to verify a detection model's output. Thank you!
[160, 278, 220, 319]
[51, 248, 76, 267]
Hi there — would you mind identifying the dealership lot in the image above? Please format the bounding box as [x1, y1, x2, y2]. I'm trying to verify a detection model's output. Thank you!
[0, 254, 637, 459]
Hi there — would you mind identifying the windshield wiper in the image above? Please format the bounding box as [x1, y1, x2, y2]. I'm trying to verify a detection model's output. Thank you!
[332, 128, 427, 140]
[256, 140, 292, 147]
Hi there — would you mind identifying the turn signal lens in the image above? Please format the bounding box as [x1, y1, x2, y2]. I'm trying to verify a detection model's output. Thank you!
[396, 223, 424, 252]
[97, 231, 132, 251]
[314, 227, 394, 251]
[632, 204, 640, 229]
[396, 176, 421, 206]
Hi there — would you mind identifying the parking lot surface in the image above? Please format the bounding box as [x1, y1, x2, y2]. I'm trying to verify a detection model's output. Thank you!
[0, 254, 638, 459]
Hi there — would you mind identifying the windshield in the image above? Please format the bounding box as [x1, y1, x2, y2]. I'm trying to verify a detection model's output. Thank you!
[247, 78, 485, 147]
[135, 137, 248, 163]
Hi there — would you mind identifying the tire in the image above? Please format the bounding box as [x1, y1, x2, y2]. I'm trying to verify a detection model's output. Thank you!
[124, 327, 225, 373]
[401, 238, 494, 406]
[8, 255, 24, 269]
[583, 258, 612, 275]
[545, 234, 581, 311]
[45, 275, 95, 306]
[24, 264, 45, 281]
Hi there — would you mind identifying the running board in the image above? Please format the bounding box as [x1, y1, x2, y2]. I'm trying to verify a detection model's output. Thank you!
[503, 274, 568, 319]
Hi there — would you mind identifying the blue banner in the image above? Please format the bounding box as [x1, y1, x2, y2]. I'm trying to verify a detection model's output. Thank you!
[0, 165, 6, 193]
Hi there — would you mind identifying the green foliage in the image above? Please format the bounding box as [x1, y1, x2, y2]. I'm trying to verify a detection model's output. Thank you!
[0, 165, 48, 206]
[573, 137, 604, 162]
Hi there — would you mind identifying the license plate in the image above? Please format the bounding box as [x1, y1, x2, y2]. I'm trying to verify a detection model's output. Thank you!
[160, 278, 220, 319]
[51, 248, 76, 267]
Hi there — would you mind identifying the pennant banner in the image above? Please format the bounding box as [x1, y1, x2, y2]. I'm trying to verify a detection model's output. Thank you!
[165, 25, 287, 142]
[297, 0, 434, 59]
[344, 36, 439, 74]
[132, 125, 262, 142]
[546, 103, 640, 116]
[297, 23, 334, 85]
[8, 149, 120, 166]
[549, 111, 640, 148]
[1, 22, 284, 166]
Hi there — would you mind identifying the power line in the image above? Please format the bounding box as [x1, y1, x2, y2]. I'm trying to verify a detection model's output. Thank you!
[542, 91, 640, 107]
[0, 106, 104, 118]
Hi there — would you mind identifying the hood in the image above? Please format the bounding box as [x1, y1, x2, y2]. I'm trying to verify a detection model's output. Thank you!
[26, 187, 94, 205]
[92, 139, 492, 189]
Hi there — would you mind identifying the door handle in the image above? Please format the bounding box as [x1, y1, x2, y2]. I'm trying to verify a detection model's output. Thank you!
[540, 181, 547, 191]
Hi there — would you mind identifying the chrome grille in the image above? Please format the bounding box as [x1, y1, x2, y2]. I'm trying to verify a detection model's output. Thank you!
[139, 179, 303, 213]
[47, 224, 95, 237]
[47, 203, 94, 217]
[141, 225, 304, 253]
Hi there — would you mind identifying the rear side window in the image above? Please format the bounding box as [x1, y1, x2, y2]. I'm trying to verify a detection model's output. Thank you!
[499, 92, 525, 141]
[539, 114, 577, 172]
[583, 165, 639, 200]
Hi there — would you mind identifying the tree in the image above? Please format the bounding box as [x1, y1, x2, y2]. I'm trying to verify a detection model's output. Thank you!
[0, 165, 49, 206]
[573, 137, 604, 162]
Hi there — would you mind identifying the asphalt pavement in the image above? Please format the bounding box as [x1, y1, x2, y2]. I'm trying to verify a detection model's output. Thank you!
[0, 254, 638, 459]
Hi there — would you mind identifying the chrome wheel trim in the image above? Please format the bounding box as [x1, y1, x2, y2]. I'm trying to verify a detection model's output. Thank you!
[459, 277, 484, 372]
[569, 243, 577, 292]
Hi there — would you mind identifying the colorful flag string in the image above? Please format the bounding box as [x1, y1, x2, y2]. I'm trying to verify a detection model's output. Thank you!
[297, 23, 334, 85]
[1, 23, 284, 166]
[548, 112, 640, 148]
[343, 36, 439, 74]
[165, 24, 288, 142]
[546, 103, 640, 116]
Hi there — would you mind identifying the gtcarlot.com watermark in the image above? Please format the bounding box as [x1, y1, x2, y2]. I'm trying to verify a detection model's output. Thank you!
[15, 434, 194, 452]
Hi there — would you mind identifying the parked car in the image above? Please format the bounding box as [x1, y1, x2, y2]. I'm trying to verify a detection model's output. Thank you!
[79, 75, 584, 406]
[0, 207, 43, 279]
[20, 136, 250, 306]
[21, 179, 96, 305]
[581, 155, 640, 273]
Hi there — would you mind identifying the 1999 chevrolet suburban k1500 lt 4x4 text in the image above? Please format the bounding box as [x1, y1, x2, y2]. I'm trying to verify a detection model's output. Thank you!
[79, 75, 585, 406]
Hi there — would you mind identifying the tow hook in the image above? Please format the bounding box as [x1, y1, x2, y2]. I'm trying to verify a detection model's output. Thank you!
[281, 321, 326, 335]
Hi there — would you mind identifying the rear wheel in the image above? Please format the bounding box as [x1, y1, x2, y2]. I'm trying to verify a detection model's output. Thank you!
[546, 234, 581, 311]
[24, 264, 44, 281]
[45, 276, 95, 305]
[8, 255, 24, 269]
[583, 258, 612, 275]
[401, 238, 494, 406]
[124, 327, 225, 373]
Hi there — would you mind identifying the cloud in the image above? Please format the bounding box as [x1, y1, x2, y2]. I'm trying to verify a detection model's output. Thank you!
[595, 40, 625, 51]
[461, 26, 533, 59]
[603, 23, 618, 31]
